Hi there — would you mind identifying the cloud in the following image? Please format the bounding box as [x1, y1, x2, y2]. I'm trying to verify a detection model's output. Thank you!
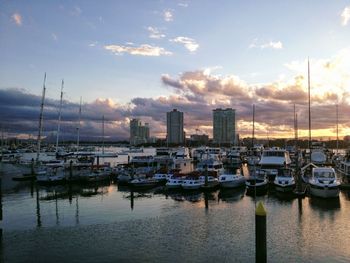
[104, 44, 172, 56]
[11, 13, 22, 26]
[178, 3, 188, 7]
[3, 48, 350, 140]
[147, 26, 166, 39]
[0, 88, 130, 141]
[70, 6, 82, 16]
[51, 33, 58, 41]
[163, 10, 173, 22]
[170, 36, 199, 52]
[341, 6, 350, 26]
[249, 39, 283, 49]
[88, 41, 98, 47]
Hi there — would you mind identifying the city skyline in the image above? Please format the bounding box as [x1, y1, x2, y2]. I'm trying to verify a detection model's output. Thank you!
[1, 1, 350, 140]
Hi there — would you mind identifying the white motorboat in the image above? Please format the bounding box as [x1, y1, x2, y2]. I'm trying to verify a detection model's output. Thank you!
[309, 167, 340, 198]
[225, 150, 242, 166]
[246, 170, 269, 196]
[166, 177, 185, 189]
[152, 173, 173, 184]
[335, 152, 350, 183]
[129, 178, 158, 189]
[258, 147, 291, 182]
[196, 158, 225, 176]
[273, 168, 295, 193]
[219, 171, 246, 188]
[181, 178, 203, 190]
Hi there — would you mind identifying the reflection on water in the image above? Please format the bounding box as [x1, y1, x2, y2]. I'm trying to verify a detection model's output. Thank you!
[2, 164, 350, 262]
[309, 196, 341, 211]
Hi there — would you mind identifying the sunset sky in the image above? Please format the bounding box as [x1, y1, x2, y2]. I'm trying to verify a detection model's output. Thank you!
[1, 1, 350, 141]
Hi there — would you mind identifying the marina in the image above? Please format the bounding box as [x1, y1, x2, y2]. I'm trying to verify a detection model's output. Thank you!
[2, 1, 350, 262]
[1, 146, 350, 262]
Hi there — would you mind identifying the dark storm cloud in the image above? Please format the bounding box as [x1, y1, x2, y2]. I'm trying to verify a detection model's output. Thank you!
[2, 66, 349, 140]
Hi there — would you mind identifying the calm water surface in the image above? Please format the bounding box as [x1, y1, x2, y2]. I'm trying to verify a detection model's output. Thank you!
[1, 161, 350, 263]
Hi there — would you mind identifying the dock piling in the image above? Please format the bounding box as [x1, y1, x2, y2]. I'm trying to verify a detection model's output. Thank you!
[0, 175, 2, 239]
[256, 201, 267, 263]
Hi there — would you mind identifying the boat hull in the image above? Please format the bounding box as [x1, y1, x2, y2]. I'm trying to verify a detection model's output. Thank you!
[220, 178, 246, 189]
[309, 184, 340, 198]
[246, 179, 268, 195]
[274, 183, 295, 193]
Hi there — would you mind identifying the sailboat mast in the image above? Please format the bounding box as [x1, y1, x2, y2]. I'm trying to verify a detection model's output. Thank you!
[294, 104, 297, 148]
[252, 104, 255, 147]
[36, 73, 46, 162]
[102, 115, 105, 154]
[77, 97, 82, 152]
[308, 58, 311, 151]
[56, 80, 64, 153]
[336, 104, 339, 154]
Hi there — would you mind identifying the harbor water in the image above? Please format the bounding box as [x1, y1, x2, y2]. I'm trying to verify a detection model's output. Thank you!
[1, 151, 350, 262]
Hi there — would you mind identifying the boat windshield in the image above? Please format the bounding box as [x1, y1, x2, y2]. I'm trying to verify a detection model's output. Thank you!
[314, 171, 335, 178]
[263, 151, 284, 157]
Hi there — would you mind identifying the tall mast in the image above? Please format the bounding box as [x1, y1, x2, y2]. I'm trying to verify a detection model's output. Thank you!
[294, 104, 297, 148]
[77, 97, 82, 152]
[36, 73, 46, 162]
[102, 115, 105, 154]
[252, 104, 255, 147]
[56, 79, 64, 153]
[336, 104, 339, 154]
[308, 58, 311, 152]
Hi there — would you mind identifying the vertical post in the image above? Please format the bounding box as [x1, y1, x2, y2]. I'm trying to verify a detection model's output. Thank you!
[102, 115, 105, 155]
[308, 58, 311, 153]
[256, 201, 267, 263]
[56, 80, 64, 153]
[31, 158, 35, 175]
[252, 104, 255, 148]
[130, 190, 134, 210]
[0, 175, 2, 239]
[1, 129, 3, 162]
[204, 192, 209, 210]
[205, 163, 208, 186]
[336, 104, 339, 155]
[37, 73, 46, 163]
[69, 160, 73, 180]
[36, 186, 42, 227]
[77, 97, 82, 152]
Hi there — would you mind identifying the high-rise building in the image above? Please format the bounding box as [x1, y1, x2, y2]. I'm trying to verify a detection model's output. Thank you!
[129, 119, 150, 145]
[213, 108, 236, 144]
[166, 109, 184, 145]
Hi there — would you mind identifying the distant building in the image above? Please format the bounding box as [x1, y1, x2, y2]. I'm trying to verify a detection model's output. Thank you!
[167, 109, 184, 145]
[213, 108, 236, 144]
[129, 119, 150, 145]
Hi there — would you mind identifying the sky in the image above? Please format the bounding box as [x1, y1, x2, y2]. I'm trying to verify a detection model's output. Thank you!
[1, 0, 350, 141]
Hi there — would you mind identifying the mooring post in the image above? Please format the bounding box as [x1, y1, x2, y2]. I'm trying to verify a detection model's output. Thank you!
[69, 160, 73, 180]
[256, 201, 267, 263]
[31, 158, 34, 175]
